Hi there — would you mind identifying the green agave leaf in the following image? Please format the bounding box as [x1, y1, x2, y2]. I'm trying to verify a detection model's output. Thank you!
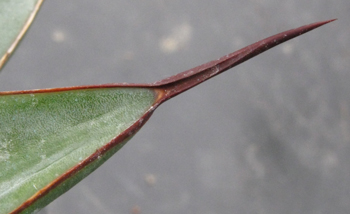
[0, 87, 157, 214]
[0, 0, 43, 70]
[0, 20, 334, 213]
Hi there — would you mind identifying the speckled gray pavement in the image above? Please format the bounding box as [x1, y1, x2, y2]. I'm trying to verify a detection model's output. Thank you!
[1, 1, 349, 213]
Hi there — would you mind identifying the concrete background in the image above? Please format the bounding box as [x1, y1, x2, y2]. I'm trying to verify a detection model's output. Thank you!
[1, 0, 349, 213]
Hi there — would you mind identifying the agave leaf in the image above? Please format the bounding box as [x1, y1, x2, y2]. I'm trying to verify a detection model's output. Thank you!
[0, 20, 334, 214]
[0, 0, 43, 71]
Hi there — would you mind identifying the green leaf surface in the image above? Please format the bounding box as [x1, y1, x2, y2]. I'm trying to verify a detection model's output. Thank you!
[0, 0, 43, 70]
[0, 87, 156, 213]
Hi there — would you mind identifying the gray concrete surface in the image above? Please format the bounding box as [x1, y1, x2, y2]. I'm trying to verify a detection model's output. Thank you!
[1, 0, 349, 213]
